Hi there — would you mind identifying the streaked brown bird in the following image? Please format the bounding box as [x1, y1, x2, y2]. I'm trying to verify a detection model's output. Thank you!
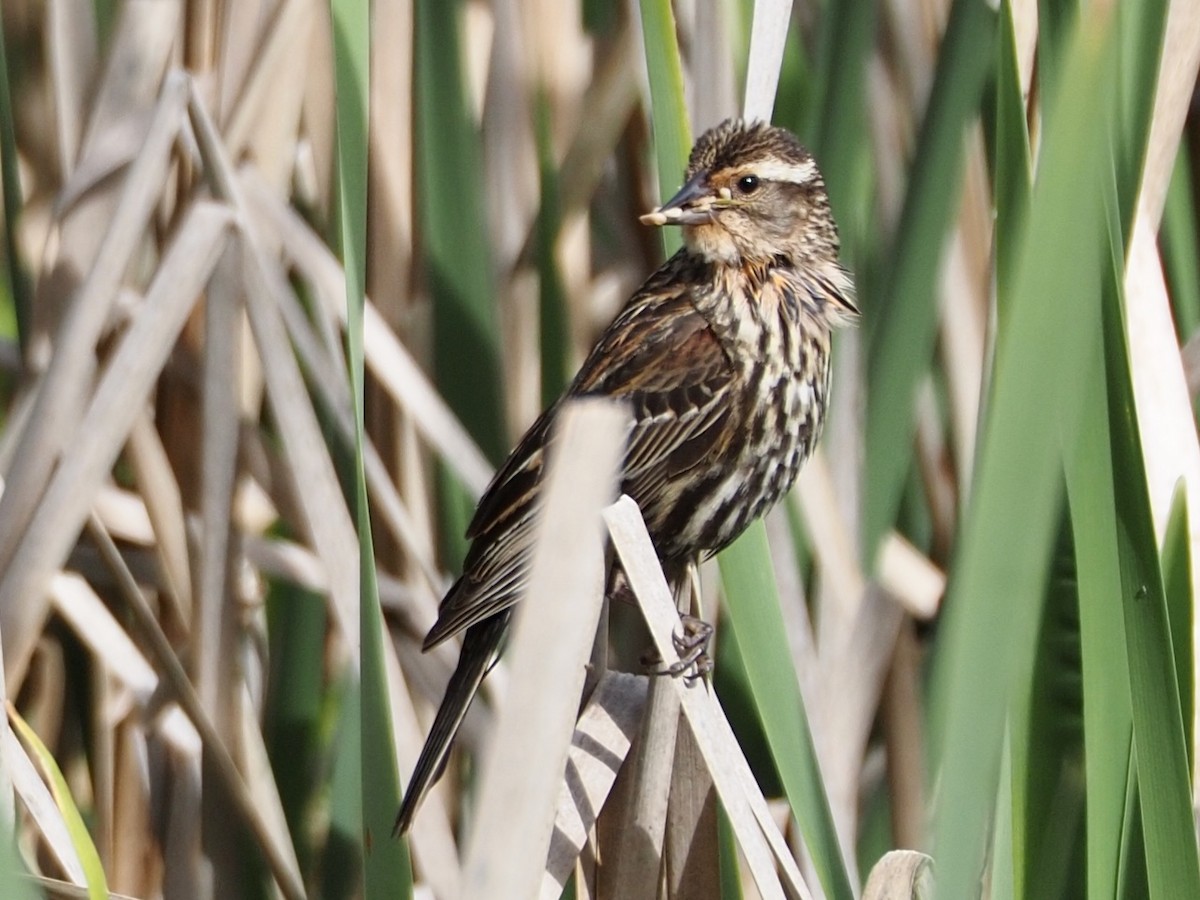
[395, 118, 857, 834]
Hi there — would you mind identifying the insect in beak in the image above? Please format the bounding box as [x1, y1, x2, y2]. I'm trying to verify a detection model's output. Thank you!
[639, 172, 717, 226]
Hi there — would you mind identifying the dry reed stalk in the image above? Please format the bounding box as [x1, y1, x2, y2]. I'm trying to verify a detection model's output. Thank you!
[0, 199, 234, 688]
[461, 400, 624, 898]
[606, 495, 815, 900]
[543, 670, 648, 897]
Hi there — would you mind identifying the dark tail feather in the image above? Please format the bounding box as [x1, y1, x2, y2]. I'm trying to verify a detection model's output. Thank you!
[394, 614, 509, 836]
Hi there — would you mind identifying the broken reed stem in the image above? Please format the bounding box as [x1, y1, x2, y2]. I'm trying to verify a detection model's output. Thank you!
[608, 621, 683, 895]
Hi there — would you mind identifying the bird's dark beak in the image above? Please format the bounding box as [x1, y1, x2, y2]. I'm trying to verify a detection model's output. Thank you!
[640, 172, 715, 226]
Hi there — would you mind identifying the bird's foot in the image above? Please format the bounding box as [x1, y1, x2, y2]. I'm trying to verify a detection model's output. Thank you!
[666, 614, 713, 684]
[640, 614, 713, 685]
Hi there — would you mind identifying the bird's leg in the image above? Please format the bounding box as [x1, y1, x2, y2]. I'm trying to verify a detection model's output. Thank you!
[639, 560, 713, 683]
[662, 560, 714, 684]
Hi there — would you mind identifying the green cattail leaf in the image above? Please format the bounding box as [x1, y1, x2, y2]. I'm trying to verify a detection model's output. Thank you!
[719, 522, 854, 900]
[863, 0, 996, 552]
[929, 14, 1118, 898]
[330, 0, 411, 893]
[637, 0, 692, 256]
[9, 703, 108, 900]
[0, 10, 30, 348]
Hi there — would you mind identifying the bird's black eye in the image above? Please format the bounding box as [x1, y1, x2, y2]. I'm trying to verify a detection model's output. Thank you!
[736, 174, 760, 195]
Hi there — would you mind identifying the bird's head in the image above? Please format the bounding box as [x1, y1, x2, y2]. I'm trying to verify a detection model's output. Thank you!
[641, 119, 839, 269]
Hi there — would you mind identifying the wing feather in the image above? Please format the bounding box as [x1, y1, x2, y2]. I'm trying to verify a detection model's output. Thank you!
[423, 255, 735, 647]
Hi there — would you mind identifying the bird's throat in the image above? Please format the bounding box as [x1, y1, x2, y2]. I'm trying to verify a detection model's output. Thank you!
[681, 222, 742, 265]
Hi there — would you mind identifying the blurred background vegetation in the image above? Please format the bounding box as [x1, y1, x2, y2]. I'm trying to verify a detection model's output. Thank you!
[0, 0, 1198, 897]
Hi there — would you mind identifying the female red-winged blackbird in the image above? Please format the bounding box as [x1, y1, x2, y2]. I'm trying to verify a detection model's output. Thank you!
[395, 118, 857, 834]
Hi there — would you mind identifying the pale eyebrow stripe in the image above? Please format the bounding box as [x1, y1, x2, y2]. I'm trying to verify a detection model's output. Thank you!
[746, 158, 817, 185]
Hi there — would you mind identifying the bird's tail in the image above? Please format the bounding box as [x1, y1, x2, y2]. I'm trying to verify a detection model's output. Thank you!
[394, 613, 510, 836]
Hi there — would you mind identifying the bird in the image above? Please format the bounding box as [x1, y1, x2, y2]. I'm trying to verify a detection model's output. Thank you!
[395, 118, 858, 835]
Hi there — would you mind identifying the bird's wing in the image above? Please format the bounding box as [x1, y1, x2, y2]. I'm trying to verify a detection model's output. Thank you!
[574, 290, 737, 502]
[423, 270, 735, 649]
[422, 410, 552, 649]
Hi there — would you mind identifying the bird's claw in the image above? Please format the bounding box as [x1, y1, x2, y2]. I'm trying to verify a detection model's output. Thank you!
[664, 652, 712, 685]
[641, 614, 713, 685]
